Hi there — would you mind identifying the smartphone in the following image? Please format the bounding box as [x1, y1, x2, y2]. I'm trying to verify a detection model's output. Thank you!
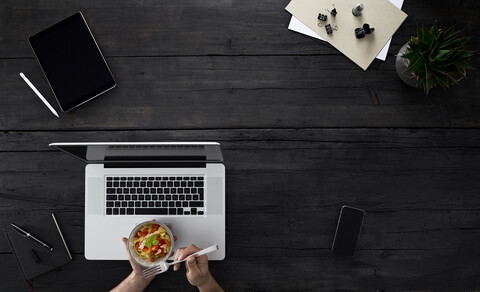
[332, 205, 365, 257]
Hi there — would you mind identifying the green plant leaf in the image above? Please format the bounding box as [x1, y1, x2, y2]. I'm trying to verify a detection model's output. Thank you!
[144, 235, 159, 248]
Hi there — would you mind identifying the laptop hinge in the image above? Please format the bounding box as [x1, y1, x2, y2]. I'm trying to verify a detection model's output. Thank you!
[104, 162, 206, 168]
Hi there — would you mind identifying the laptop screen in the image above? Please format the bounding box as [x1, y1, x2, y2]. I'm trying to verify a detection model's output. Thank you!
[49, 143, 223, 164]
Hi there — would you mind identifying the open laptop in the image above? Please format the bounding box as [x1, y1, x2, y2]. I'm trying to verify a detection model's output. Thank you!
[49, 142, 225, 260]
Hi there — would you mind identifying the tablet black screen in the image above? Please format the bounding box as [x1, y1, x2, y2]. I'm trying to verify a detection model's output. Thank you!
[29, 12, 115, 111]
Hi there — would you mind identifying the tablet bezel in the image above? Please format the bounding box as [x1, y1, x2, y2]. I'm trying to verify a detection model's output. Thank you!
[29, 12, 116, 112]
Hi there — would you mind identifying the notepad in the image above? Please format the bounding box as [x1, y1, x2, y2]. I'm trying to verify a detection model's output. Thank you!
[5, 213, 72, 281]
[286, 0, 408, 70]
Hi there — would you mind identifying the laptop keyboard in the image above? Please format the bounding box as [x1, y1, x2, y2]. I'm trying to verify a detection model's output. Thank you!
[105, 176, 205, 216]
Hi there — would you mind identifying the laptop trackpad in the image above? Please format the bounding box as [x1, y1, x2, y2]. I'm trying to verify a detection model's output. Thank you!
[87, 178, 103, 215]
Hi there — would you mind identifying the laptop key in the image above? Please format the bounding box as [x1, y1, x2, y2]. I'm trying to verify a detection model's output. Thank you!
[150, 188, 156, 194]
[107, 182, 112, 187]
[198, 177, 204, 180]
[114, 177, 120, 181]
[113, 208, 119, 215]
[106, 202, 114, 207]
[142, 202, 147, 207]
[190, 201, 204, 207]
[173, 195, 178, 200]
[155, 201, 161, 207]
[127, 208, 134, 215]
[139, 195, 145, 200]
[120, 182, 126, 187]
[132, 195, 138, 200]
[115, 202, 120, 207]
[176, 201, 182, 207]
[198, 211, 204, 215]
[191, 208, 197, 215]
[157, 188, 163, 194]
[169, 208, 176, 215]
[122, 202, 128, 207]
[106, 195, 117, 200]
[107, 177, 113, 181]
[114, 182, 119, 187]
[127, 182, 133, 187]
[106, 208, 112, 215]
[166, 195, 171, 200]
[135, 208, 168, 215]
[159, 195, 165, 200]
[162, 202, 168, 207]
[149, 202, 154, 207]
[193, 195, 199, 201]
[169, 202, 175, 207]
[164, 188, 170, 194]
[123, 188, 129, 194]
[145, 195, 151, 200]
[199, 189, 204, 200]
[118, 195, 124, 200]
[184, 211, 190, 215]
[134, 182, 139, 187]
[144, 188, 150, 194]
[125, 195, 131, 200]
[107, 188, 116, 194]
[117, 188, 123, 194]
[135, 201, 141, 207]
[179, 195, 185, 200]
[130, 188, 136, 194]
[183, 201, 188, 207]
[152, 195, 158, 200]
[177, 208, 184, 215]
[137, 188, 143, 194]
[147, 181, 153, 187]
[185, 188, 190, 194]
[195, 181, 203, 187]
[128, 201, 134, 207]
[186, 195, 192, 201]
[120, 208, 126, 215]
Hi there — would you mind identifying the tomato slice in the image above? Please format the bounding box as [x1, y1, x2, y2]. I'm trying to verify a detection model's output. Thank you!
[142, 246, 149, 252]
[151, 245, 159, 252]
[165, 240, 171, 246]
[153, 224, 160, 229]
[135, 242, 140, 250]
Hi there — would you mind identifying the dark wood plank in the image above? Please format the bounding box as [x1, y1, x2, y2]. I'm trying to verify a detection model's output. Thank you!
[4, 129, 480, 151]
[2, 57, 466, 130]
[0, 249, 479, 291]
[0, 0, 478, 58]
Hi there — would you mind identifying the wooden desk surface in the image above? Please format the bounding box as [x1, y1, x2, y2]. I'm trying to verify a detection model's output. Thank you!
[1, 0, 479, 290]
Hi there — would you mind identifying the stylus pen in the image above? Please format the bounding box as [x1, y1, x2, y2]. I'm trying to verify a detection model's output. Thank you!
[19, 72, 59, 118]
[11, 222, 54, 251]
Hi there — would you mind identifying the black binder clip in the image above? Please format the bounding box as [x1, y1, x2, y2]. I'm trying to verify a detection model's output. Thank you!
[355, 23, 374, 39]
[326, 4, 337, 16]
[317, 13, 328, 27]
[325, 23, 338, 35]
[317, 13, 327, 21]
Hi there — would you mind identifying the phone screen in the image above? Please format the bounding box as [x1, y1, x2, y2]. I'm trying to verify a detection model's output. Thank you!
[332, 206, 365, 257]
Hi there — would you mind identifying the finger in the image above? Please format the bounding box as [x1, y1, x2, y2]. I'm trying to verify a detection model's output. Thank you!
[173, 244, 201, 271]
[185, 256, 201, 277]
[173, 247, 185, 271]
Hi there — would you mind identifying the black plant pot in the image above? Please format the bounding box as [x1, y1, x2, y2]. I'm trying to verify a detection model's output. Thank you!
[395, 42, 419, 88]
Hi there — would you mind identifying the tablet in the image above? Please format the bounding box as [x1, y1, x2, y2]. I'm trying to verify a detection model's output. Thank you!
[29, 12, 116, 112]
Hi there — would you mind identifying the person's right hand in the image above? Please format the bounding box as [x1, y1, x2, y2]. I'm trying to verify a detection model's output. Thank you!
[173, 244, 211, 286]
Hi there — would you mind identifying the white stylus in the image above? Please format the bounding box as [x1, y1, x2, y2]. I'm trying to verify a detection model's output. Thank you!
[19, 72, 59, 118]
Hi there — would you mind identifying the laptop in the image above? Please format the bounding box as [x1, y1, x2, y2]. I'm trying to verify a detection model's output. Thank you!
[49, 142, 225, 260]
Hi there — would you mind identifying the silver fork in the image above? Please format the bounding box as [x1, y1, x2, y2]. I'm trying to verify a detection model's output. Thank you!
[142, 244, 218, 279]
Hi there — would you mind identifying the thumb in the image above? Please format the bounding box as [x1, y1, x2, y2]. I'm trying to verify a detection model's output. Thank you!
[122, 237, 128, 250]
[186, 256, 201, 275]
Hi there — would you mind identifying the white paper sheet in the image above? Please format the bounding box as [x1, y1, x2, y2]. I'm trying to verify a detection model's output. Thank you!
[288, 0, 404, 61]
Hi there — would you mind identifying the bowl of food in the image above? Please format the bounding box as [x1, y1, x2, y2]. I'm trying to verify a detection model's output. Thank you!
[128, 221, 174, 267]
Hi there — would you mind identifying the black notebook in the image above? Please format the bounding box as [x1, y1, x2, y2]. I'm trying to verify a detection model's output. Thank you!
[5, 213, 72, 281]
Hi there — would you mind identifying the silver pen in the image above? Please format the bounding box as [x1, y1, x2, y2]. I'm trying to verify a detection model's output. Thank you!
[11, 222, 54, 251]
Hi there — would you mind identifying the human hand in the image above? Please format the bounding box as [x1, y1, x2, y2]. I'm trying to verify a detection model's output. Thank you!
[173, 245, 210, 285]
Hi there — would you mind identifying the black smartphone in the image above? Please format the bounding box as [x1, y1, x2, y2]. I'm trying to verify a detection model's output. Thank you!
[332, 205, 365, 257]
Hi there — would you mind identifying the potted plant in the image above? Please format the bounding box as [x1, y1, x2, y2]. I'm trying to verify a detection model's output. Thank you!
[395, 23, 474, 94]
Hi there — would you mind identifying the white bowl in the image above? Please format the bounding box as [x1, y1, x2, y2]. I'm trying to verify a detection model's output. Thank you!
[128, 221, 174, 268]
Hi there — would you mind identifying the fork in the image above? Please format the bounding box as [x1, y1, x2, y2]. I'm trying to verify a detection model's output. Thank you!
[142, 244, 219, 278]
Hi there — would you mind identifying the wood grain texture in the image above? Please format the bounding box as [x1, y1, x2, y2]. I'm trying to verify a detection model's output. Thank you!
[1, 0, 479, 290]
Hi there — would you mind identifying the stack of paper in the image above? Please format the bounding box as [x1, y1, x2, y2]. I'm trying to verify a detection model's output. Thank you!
[286, 0, 407, 70]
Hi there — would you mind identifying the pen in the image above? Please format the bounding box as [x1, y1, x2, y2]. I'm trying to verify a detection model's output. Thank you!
[11, 222, 54, 251]
[19, 72, 59, 118]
